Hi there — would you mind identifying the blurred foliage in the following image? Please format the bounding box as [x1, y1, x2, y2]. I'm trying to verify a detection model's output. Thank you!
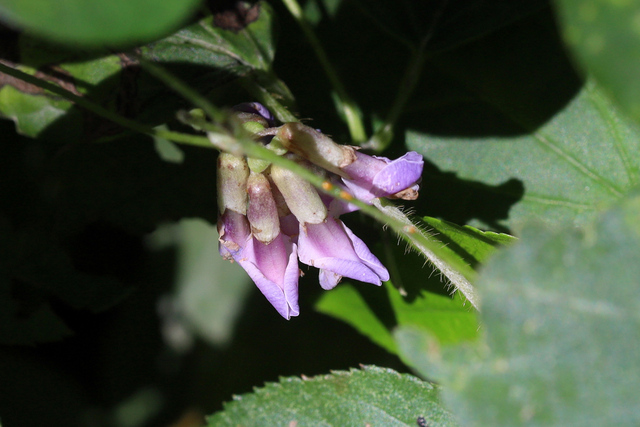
[1, 0, 640, 425]
[397, 191, 640, 425]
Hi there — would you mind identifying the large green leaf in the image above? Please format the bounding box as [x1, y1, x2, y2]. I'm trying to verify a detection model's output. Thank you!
[408, 79, 640, 230]
[554, 0, 640, 123]
[207, 365, 458, 426]
[0, 50, 120, 138]
[397, 191, 640, 425]
[392, 5, 640, 231]
[0, 0, 201, 47]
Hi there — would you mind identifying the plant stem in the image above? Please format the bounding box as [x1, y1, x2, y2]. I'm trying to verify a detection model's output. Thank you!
[364, 41, 428, 152]
[240, 77, 299, 123]
[0, 61, 214, 149]
[280, 0, 367, 143]
[6, 54, 477, 306]
[0, 61, 154, 136]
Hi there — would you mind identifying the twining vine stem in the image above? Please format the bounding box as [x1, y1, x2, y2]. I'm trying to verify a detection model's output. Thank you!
[0, 58, 479, 308]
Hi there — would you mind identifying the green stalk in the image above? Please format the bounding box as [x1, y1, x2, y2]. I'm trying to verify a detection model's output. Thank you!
[280, 0, 367, 143]
[365, 40, 428, 152]
[0, 61, 154, 137]
[239, 77, 299, 123]
[4, 55, 477, 307]
[0, 61, 213, 149]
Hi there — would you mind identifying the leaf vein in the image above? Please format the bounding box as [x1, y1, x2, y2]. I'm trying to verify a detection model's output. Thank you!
[531, 130, 624, 197]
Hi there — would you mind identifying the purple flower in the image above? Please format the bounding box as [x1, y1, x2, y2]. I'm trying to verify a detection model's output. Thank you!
[216, 103, 425, 319]
[275, 122, 423, 202]
[235, 233, 300, 319]
[342, 151, 424, 202]
[297, 217, 390, 290]
[217, 152, 301, 319]
[218, 202, 301, 320]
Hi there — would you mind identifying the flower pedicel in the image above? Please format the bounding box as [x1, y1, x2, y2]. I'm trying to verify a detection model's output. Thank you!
[217, 103, 424, 319]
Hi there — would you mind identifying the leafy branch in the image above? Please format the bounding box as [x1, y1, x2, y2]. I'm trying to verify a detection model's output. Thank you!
[0, 57, 479, 308]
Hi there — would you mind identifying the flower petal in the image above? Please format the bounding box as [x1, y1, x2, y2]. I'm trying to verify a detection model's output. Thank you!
[319, 269, 342, 290]
[298, 218, 388, 287]
[341, 151, 424, 201]
[235, 234, 300, 319]
[218, 209, 251, 257]
[371, 151, 423, 196]
[342, 224, 390, 282]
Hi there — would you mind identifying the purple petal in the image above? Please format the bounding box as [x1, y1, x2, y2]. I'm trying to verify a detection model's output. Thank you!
[319, 269, 342, 290]
[342, 224, 390, 282]
[371, 151, 423, 196]
[218, 209, 251, 257]
[341, 151, 424, 201]
[235, 234, 300, 319]
[341, 179, 377, 205]
[298, 218, 388, 287]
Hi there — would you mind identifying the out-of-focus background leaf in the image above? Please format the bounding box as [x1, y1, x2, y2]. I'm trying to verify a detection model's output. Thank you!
[4, 0, 640, 425]
[553, 0, 640, 124]
[148, 218, 253, 349]
[208, 365, 458, 426]
[396, 191, 640, 425]
[0, 0, 201, 47]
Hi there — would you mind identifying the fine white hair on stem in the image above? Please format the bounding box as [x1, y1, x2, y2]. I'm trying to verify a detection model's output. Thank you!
[373, 199, 479, 310]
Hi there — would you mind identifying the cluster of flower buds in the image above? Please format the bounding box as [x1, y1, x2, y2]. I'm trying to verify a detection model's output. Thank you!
[217, 103, 424, 319]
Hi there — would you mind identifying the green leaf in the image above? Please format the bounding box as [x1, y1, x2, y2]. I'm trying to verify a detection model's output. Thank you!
[421, 217, 516, 267]
[150, 219, 253, 347]
[0, 0, 201, 47]
[554, 0, 640, 123]
[317, 240, 482, 355]
[397, 191, 640, 425]
[141, 2, 295, 117]
[207, 365, 458, 426]
[0, 3, 286, 139]
[0, 73, 75, 138]
[408, 80, 640, 230]
[143, 2, 275, 71]
[316, 283, 398, 354]
[0, 43, 123, 138]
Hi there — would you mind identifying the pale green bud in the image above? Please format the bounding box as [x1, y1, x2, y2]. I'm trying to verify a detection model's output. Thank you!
[275, 123, 356, 176]
[217, 153, 249, 215]
[247, 171, 281, 244]
[270, 161, 327, 225]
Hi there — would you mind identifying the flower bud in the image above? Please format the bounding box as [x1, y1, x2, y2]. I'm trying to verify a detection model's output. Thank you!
[218, 209, 251, 258]
[247, 171, 281, 244]
[275, 123, 356, 176]
[217, 153, 249, 215]
[270, 161, 327, 225]
[233, 102, 276, 127]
